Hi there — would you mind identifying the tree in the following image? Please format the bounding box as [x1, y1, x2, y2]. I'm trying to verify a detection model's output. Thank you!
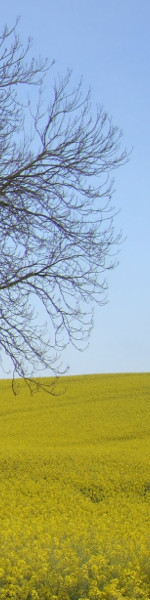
[0, 20, 128, 392]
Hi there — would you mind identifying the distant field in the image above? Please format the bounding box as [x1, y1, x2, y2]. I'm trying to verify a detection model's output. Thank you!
[0, 373, 149, 599]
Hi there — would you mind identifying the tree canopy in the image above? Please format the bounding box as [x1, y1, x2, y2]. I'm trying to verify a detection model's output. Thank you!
[0, 20, 128, 392]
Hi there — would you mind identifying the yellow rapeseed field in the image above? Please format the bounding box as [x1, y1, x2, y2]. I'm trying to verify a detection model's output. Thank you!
[0, 373, 149, 599]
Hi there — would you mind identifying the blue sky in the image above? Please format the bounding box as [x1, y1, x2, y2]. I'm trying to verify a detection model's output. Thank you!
[1, 0, 150, 376]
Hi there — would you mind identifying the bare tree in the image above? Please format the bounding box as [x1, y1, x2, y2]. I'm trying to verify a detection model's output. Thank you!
[0, 20, 128, 392]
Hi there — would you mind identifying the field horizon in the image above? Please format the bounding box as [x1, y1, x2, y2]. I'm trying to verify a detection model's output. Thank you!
[0, 372, 149, 599]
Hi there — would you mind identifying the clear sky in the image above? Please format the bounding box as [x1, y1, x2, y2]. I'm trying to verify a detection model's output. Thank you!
[1, 0, 150, 377]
